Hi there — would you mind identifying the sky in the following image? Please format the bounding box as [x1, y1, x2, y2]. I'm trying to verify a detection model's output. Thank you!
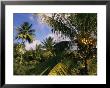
[13, 13, 52, 42]
[13, 13, 70, 50]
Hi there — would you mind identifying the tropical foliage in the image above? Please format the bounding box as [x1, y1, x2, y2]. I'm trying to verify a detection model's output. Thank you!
[14, 13, 97, 75]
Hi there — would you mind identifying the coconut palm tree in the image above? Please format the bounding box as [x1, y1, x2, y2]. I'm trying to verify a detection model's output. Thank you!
[15, 22, 35, 64]
[16, 22, 35, 45]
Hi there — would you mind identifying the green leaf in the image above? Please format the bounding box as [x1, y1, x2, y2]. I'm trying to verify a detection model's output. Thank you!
[48, 63, 69, 75]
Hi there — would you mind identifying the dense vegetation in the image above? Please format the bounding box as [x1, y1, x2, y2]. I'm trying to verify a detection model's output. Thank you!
[14, 13, 97, 75]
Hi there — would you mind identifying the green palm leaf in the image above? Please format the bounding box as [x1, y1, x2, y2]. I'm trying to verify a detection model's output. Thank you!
[48, 63, 69, 75]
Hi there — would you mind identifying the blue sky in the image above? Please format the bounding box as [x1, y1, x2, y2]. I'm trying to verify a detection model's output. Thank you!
[13, 13, 70, 50]
[13, 13, 52, 43]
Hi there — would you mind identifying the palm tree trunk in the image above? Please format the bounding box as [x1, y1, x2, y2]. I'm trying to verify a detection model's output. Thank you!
[20, 54, 23, 64]
[84, 58, 88, 75]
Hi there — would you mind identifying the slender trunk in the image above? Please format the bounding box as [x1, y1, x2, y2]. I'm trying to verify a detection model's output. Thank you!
[20, 39, 25, 64]
[20, 54, 23, 64]
[84, 58, 88, 75]
[84, 45, 89, 75]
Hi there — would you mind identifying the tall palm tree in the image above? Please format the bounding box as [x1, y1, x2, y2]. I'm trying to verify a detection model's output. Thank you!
[16, 22, 35, 45]
[15, 22, 35, 64]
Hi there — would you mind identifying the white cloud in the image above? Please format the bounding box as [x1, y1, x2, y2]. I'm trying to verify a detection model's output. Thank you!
[37, 13, 52, 18]
[29, 15, 34, 21]
[25, 39, 41, 50]
[36, 13, 52, 24]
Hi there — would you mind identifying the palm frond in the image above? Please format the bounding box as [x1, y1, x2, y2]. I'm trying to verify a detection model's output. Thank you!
[48, 63, 69, 75]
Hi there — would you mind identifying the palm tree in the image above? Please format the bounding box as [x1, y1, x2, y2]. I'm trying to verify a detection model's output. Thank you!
[16, 22, 35, 45]
[34, 44, 42, 61]
[42, 37, 55, 51]
[41, 37, 55, 60]
[15, 22, 35, 64]
[70, 13, 97, 75]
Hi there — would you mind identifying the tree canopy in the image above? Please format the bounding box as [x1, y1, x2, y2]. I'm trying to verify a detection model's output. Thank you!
[14, 13, 97, 75]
